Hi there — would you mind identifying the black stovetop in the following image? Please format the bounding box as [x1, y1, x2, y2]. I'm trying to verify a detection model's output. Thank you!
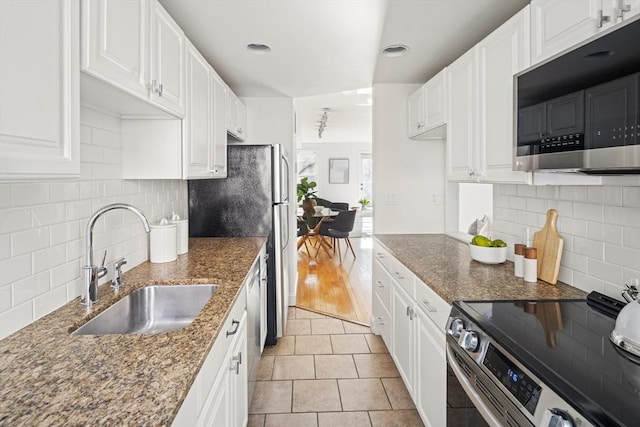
[455, 299, 639, 427]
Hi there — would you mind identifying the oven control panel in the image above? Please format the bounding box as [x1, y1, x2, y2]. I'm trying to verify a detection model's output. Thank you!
[446, 309, 594, 427]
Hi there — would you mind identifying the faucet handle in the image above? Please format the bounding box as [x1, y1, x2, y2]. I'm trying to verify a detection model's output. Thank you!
[111, 257, 127, 290]
[97, 250, 108, 279]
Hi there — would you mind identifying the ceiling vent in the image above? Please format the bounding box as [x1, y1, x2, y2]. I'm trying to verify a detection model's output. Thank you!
[380, 44, 410, 58]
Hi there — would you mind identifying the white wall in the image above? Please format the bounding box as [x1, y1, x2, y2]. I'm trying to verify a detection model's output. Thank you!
[491, 177, 640, 299]
[297, 142, 371, 207]
[372, 84, 445, 234]
[0, 106, 187, 339]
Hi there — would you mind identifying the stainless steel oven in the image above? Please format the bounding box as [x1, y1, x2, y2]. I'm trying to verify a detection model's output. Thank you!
[446, 299, 639, 427]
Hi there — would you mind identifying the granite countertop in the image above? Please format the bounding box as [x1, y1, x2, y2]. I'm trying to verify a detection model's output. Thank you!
[0, 237, 266, 426]
[375, 234, 587, 304]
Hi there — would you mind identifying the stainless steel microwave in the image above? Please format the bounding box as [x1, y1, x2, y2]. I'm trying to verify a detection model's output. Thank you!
[514, 17, 640, 174]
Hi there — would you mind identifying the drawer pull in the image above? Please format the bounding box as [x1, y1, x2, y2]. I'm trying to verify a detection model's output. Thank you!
[394, 272, 405, 279]
[376, 316, 386, 326]
[376, 280, 385, 288]
[226, 319, 240, 337]
[230, 352, 242, 375]
[421, 300, 437, 313]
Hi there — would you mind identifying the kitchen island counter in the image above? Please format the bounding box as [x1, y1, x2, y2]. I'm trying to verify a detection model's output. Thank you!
[375, 234, 586, 304]
[0, 237, 266, 426]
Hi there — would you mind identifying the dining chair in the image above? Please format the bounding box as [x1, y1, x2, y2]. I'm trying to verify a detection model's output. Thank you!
[329, 202, 349, 211]
[314, 209, 357, 263]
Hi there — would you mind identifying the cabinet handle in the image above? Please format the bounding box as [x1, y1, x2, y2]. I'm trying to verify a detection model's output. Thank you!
[226, 319, 240, 336]
[617, 0, 631, 18]
[598, 9, 611, 27]
[421, 300, 437, 313]
[238, 127, 243, 134]
[407, 307, 415, 320]
[376, 316, 386, 326]
[376, 280, 384, 288]
[157, 83, 164, 96]
[394, 272, 404, 280]
[230, 352, 242, 375]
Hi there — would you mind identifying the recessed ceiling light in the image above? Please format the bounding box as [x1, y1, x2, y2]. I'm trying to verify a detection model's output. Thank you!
[247, 43, 271, 54]
[380, 44, 410, 58]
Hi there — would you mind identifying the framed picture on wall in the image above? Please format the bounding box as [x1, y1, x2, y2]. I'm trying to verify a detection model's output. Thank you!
[329, 158, 349, 184]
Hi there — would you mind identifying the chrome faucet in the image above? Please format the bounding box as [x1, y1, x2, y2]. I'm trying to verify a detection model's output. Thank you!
[82, 204, 150, 307]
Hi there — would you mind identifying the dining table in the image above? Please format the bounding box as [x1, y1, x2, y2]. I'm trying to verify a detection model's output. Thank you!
[296, 208, 339, 252]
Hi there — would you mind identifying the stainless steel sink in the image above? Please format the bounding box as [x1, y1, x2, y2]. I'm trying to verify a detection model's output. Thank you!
[72, 284, 218, 335]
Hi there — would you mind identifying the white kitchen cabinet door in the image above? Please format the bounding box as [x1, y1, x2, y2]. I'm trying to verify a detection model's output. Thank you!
[226, 87, 238, 136]
[0, 0, 80, 180]
[530, 0, 602, 65]
[149, 0, 185, 117]
[424, 69, 447, 133]
[81, 0, 148, 99]
[211, 72, 228, 177]
[391, 283, 415, 398]
[407, 86, 426, 138]
[415, 307, 447, 427]
[446, 47, 479, 182]
[184, 40, 212, 179]
[478, 6, 532, 184]
[236, 98, 247, 141]
[229, 313, 248, 427]
[199, 351, 230, 427]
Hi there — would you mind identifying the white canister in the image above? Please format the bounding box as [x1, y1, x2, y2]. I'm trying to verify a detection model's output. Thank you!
[170, 218, 189, 255]
[150, 219, 177, 263]
[523, 247, 538, 283]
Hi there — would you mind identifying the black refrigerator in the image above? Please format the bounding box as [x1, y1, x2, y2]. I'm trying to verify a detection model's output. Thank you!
[188, 144, 291, 346]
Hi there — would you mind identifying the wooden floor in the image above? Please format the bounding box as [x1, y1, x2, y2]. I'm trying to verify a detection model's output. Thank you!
[295, 235, 372, 325]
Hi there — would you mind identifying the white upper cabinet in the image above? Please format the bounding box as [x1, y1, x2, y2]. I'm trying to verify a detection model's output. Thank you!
[81, 0, 184, 117]
[148, 0, 185, 116]
[0, 0, 80, 180]
[184, 40, 213, 179]
[211, 72, 228, 178]
[226, 88, 247, 141]
[447, 6, 532, 184]
[446, 48, 479, 182]
[81, 0, 148, 99]
[531, 0, 640, 66]
[408, 69, 447, 139]
[478, 6, 532, 184]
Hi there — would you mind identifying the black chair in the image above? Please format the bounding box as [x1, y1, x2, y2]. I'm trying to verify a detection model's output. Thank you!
[314, 209, 357, 263]
[329, 202, 349, 212]
[297, 218, 311, 256]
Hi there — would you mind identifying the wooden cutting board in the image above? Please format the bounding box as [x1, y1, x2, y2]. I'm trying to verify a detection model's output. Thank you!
[532, 209, 563, 285]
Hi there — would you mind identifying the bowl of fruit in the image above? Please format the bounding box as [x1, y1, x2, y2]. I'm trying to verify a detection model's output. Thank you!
[469, 235, 507, 264]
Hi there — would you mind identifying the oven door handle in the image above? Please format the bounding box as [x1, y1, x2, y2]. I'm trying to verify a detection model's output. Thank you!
[446, 349, 503, 427]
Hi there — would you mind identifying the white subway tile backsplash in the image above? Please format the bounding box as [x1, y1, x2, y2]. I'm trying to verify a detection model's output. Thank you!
[12, 272, 50, 305]
[50, 182, 80, 202]
[587, 222, 623, 246]
[0, 235, 9, 260]
[34, 286, 67, 320]
[32, 204, 66, 227]
[33, 245, 67, 274]
[559, 186, 588, 202]
[494, 180, 640, 295]
[11, 228, 50, 256]
[10, 183, 49, 207]
[604, 206, 640, 227]
[588, 259, 623, 284]
[0, 255, 31, 287]
[0, 302, 33, 339]
[572, 203, 603, 222]
[0, 208, 31, 234]
[0, 184, 10, 208]
[604, 244, 639, 268]
[622, 187, 640, 207]
[0, 106, 187, 339]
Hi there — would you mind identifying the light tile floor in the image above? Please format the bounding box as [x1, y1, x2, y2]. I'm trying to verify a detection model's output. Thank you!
[249, 307, 424, 427]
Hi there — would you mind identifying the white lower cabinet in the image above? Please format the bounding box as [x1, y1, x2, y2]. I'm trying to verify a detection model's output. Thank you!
[371, 240, 450, 427]
[172, 285, 248, 427]
[415, 303, 447, 427]
[391, 282, 415, 397]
